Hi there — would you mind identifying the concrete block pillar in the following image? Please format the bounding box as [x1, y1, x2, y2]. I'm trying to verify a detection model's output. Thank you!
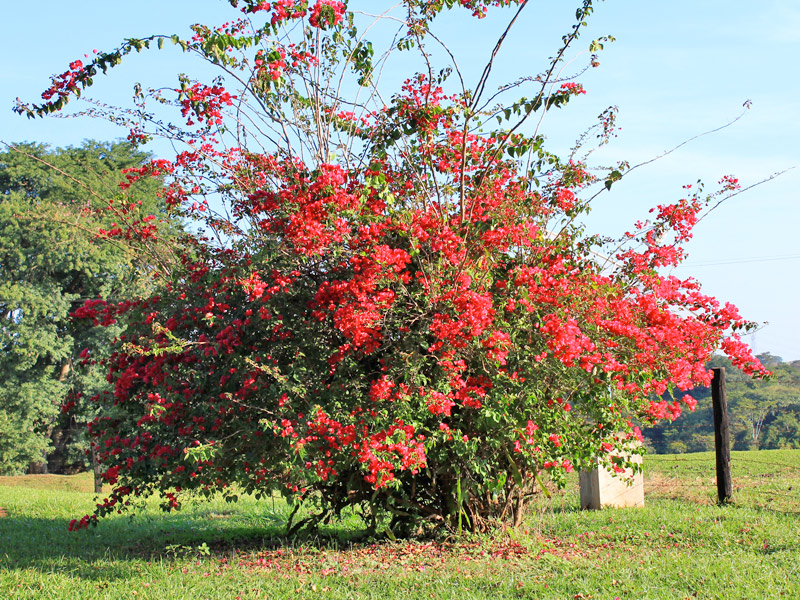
[579, 451, 644, 510]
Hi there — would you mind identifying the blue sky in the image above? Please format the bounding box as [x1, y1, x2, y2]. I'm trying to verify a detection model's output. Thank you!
[2, 0, 798, 360]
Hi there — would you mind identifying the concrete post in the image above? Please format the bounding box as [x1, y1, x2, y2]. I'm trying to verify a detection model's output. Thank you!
[579, 447, 644, 510]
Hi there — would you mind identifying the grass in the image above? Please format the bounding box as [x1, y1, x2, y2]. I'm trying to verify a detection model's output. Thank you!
[1, 450, 799, 599]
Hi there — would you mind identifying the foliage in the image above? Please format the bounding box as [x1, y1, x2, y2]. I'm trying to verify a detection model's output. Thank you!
[17, 0, 769, 532]
[0, 142, 178, 474]
[645, 353, 800, 453]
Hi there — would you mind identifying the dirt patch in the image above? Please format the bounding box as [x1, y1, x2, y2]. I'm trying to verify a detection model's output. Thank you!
[0, 507, 8, 518]
[208, 512, 234, 519]
[0, 473, 101, 494]
[645, 471, 715, 504]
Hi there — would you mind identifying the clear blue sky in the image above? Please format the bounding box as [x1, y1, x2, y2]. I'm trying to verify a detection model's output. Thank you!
[3, 0, 798, 360]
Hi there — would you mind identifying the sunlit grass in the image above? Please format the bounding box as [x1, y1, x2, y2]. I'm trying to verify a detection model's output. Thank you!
[1, 450, 799, 599]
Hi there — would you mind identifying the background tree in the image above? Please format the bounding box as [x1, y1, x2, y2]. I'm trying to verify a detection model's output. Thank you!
[0, 141, 178, 474]
[730, 355, 800, 450]
[644, 353, 800, 453]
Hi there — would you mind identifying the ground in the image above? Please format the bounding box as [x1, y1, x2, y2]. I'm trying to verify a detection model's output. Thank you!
[1, 450, 798, 599]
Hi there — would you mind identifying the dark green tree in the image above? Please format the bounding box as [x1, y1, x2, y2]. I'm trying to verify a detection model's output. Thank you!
[644, 353, 800, 453]
[0, 141, 178, 474]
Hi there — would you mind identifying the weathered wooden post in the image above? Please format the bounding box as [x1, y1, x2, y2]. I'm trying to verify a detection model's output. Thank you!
[711, 367, 732, 504]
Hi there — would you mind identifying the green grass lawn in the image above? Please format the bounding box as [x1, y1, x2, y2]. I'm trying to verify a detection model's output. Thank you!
[1, 450, 799, 599]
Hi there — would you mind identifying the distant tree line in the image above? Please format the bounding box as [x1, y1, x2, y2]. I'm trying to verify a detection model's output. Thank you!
[644, 353, 800, 453]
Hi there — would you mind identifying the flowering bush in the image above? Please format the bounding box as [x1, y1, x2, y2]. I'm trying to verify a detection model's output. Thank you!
[19, 0, 768, 534]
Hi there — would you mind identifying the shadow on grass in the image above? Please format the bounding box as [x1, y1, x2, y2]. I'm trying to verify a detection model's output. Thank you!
[0, 504, 383, 582]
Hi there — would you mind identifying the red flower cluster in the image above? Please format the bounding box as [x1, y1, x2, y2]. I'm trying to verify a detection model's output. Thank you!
[308, 0, 346, 28]
[178, 82, 236, 127]
[39, 60, 84, 102]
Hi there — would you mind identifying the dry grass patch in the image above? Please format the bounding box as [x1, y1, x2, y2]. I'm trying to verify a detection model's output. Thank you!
[0, 473, 104, 494]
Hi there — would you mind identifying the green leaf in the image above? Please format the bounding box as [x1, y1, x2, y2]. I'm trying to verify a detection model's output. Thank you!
[534, 471, 552, 498]
[604, 169, 622, 191]
[385, 525, 397, 541]
[504, 447, 524, 488]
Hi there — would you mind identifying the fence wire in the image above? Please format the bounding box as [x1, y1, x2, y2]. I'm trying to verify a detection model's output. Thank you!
[642, 451, 800, 512]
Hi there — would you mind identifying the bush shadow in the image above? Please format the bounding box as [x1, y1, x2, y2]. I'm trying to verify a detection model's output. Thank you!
[0, 504, 381, 583]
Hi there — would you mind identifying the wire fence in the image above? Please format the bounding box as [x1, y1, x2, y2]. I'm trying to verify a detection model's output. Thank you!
[643, 450, 800, 512]
[643, 435, 782, 455]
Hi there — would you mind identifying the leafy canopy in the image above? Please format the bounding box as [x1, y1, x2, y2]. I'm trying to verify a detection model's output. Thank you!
[17, 0, 768, 533]
[0, 142, 177, 474]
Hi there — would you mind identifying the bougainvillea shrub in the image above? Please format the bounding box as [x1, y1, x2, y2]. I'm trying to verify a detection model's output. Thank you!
[18, 0, 768, 533]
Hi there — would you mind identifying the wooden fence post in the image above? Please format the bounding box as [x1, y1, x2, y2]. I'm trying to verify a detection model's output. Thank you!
[711, 367, 732, 504]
